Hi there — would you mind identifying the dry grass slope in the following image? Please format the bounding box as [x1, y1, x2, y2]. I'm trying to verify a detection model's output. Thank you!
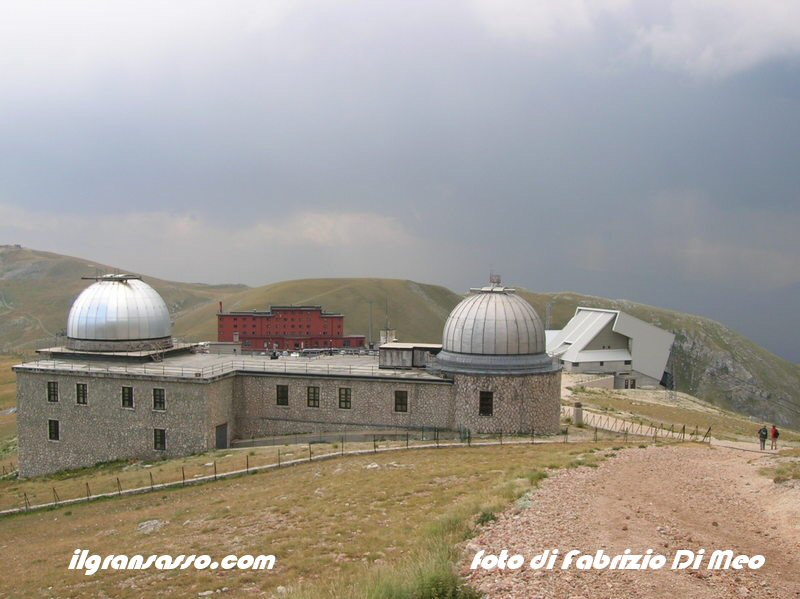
[172, 277, 462, 343]
[0, 443, 605, 598]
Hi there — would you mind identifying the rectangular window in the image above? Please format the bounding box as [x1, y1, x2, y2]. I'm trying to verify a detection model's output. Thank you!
[276, 384, 289, 406]
[479, 391, 493, 417]
[47, 381, 59, 402]
[394, 390, 408, 413]
[599, 361, 604, 366]
[624, 360, 632, 365]
[154, 428, 166, 451]
[76, 383, 87, 405]
[153, 388, 166, 411]
[121, 386, 134, 408]
[307, 386, 320, 408]
[338, 387, 352, 409]
[48, 419, 60, 441]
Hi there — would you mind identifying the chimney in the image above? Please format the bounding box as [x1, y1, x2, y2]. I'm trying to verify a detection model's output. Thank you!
[219, 301, 223, 313]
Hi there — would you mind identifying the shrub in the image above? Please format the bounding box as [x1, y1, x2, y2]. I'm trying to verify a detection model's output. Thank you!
[476, 510, 496, 526]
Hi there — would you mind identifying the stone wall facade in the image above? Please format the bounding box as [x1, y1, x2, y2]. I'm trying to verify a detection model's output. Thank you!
[15, 369, 233, 477]
[452, 371, 561, 434]
[235, 374, 454, 437]
[16, 364, 561, 477]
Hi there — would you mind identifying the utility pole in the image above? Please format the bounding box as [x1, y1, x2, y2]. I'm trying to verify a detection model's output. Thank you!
[368, 301, 373, 349]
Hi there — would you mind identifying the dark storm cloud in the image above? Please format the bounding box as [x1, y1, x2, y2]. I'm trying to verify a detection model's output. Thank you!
[1, 1, 799, 360]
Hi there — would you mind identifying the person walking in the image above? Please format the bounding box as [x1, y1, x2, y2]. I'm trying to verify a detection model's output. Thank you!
[758, 425, 768, 450]
[770, 425, 779, 450]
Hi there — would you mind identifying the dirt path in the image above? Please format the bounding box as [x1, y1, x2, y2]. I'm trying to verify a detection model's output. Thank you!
[461, 445, 800, 598]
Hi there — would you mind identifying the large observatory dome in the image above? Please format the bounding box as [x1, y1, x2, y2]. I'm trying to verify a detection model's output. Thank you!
[436, 280, 554, 375]
[65, 275, 172, 352]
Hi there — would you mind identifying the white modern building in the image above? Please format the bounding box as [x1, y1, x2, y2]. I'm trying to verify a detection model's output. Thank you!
[546, 307, 675, 389]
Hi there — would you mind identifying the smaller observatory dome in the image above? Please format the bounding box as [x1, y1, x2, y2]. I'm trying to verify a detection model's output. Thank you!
[66, 274, 172, 352]
[436, 277, 555, 375]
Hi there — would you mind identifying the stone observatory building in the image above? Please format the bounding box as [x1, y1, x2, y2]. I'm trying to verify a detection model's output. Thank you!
[15, 276, 561, 477]
[434, 281, 561, 434]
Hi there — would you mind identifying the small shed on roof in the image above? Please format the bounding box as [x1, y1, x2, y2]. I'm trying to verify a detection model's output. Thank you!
[379, 342, 443, 369]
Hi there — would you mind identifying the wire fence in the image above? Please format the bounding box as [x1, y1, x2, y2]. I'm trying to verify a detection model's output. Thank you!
[0, 421, 663, 517]
[560, 405, 712, 443]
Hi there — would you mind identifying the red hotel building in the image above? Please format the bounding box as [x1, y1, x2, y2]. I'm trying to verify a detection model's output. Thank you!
[217, 305, 366, 351]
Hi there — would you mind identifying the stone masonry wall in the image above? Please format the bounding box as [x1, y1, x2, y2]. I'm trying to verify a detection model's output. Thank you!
[15, 369, 224, 477]
[206, 376, 236, 449]
[452, 370, 561, 435]
[234, 374, 455, 437]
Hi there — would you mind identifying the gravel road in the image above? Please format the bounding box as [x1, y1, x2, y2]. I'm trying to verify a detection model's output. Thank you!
[461, 445, 800, 598]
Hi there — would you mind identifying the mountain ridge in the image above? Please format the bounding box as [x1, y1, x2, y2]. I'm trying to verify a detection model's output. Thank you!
[1, 245, 797, 427]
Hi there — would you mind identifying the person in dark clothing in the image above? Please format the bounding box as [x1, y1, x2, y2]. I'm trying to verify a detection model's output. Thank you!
[770, 425, 779, 450]
[758, 425, 768, 450]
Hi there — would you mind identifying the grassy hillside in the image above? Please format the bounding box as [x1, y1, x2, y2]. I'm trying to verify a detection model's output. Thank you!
[172, 277, 462, 344]
[0, 246, 244, 351]
[1, 246, 797, 428]
[0, 443, 601, 597]
[518, 290, 800, 428]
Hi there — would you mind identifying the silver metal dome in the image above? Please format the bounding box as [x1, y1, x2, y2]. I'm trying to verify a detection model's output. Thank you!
[436, 282, 555, 375]
[66, 275, 172, 352]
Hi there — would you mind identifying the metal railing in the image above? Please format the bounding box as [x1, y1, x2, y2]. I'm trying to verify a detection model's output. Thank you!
[15, 357, 412, 380]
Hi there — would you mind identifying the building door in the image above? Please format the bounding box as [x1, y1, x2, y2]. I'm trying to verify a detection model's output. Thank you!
[215, 423, 228, 449]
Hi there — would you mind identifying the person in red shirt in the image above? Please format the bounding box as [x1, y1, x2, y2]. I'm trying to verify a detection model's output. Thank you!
[770, 425, 779, 450]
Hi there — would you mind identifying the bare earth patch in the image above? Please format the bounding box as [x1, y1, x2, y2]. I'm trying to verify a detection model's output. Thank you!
[461, 444, 800, 599]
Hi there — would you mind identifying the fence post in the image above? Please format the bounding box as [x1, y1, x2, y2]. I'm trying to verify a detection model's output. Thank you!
[86, 482, 91, 502]
[149, 471, 154, 490]
[681, 424, 686, 441]
[373, 435, 377, 453]
[467, 430, 471, 447]
[406, 432, 409, 449]
[246, 454, 250, 473]
[499, 431, 503, 445]
[624, 429, 628, 444]
[308, 443, 312, 462]
[563, 426, 569, 443]
[702, 427, 712, 443]
[213, 462, 217, 481]
[436, 428, 440, 448]
[530, 428, 535, 445]
[594, 426, 598, 442]
[277, 450, 281, 467]
[23, 492, 30, 512]
[116, 477, 122, 496]
[52, 487, 60, 506]
[341, 435, 345, 455]
[181, 466, 186, 486]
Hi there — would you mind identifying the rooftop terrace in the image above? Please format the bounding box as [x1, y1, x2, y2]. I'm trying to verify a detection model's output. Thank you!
[15, 352, 449, 383]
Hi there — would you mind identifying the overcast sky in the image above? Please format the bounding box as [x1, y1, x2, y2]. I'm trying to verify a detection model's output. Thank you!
[1, 1, 799, 361]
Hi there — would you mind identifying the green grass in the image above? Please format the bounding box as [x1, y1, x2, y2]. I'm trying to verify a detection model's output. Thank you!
[171, 277, 462, 343]
[759, 461, 800, 484]
[0, 443, 608, 597]
[0, 354, 19, 462]
[571, 387, 800, 442]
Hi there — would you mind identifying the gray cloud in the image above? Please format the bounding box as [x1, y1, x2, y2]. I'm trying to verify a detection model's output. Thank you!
[1, 1, 799, 361]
